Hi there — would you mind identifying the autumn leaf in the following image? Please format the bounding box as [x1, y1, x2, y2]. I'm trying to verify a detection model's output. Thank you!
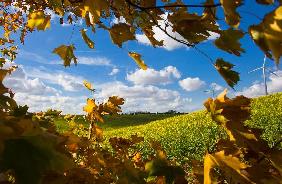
[83, 98, 97, 114]
[214, 28, 245, 56]
[109, 23, 135, 47]
[140, 0, 156, 7]
[80, 29, 95, 49]
[27, 11, 51, 30]
[249, 6, 282, 65]
[81, 0, 109, 24]
[204, 151, 250, 184]
[168, 11, 219, 44]
[214, 58, 239, 88]
[128, 52, 148, 70]
[220, 0, 242, 27]
[103, 96, 124, 115]
[53, 44, 77, 67]
[83, 80, 95, 92]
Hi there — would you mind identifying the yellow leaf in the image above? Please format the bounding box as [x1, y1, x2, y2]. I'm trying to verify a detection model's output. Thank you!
[249, 6, 282, 65]
[220, 0, 242, 27]
[83, 98, 97, 114]
[83, 80, 95, 92]
[204, 151, 250, 184]
[82, 0, 109, 24]
[80, 29, 94, 49]
[128, 52, 148, 70]
[53, 45, 77, 67]
[109, 23, 135, 47]
[27, 11, 51, 30]
[214, 28, 245, 56]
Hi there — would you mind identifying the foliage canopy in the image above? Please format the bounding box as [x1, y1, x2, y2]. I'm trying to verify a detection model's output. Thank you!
[0, 0, 282, 183]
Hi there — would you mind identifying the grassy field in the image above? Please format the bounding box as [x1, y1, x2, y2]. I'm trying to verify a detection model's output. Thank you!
[54, 93, 282, 162]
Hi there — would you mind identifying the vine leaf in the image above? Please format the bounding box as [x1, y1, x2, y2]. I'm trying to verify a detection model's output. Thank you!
[53, 45, 77, 67]
[214, 28, 245, 56]
[81, 0, 109, 24]
[103, 96, 125, 115]
[214, 59, 239, 88]
[128, 52, 148, 70]
[249, 6, 282, 65]
[83, 98, 104, 123]
[204, 151, 250, 184]
[109, 23, 136, 47]
[1, 136, 74, 184]
[168, 10, 219, 44]
[27, 11, 51, 30]
[80, 29, 95, 49]
[220, 0, 242, 27]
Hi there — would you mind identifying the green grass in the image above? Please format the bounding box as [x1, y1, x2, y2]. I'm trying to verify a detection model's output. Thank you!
[54, 93, 282, 162]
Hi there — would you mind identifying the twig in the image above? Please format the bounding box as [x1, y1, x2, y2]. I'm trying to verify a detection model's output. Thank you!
[124, 0, 221, 10]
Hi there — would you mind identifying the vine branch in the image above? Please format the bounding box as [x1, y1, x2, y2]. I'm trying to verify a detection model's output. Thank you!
[124, 0, 221, 10]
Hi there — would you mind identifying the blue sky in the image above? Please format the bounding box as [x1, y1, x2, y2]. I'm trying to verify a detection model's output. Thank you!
[4, 1, 282, 114]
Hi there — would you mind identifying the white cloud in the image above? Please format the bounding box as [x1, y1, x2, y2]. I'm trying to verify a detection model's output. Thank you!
[136, 14, 219, 51]
[78, 56, 113, 66]
[3, 66, 87, 114]
[21, 67, 84, 92]
[179, 77, 206, 92]
[109, 68, 119, 76]
[96, 81, 198, 112]
[237, 71, 282, 97]
[127, 66, 181, 85]
[4, 67, 58, 95]
[14, 93, 86, 114]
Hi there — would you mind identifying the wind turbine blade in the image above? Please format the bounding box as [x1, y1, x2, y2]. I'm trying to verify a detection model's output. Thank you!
[266, 68, 280, 77]
[248, 67, 263, 73]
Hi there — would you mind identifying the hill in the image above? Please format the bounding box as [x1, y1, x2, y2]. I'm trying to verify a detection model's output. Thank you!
[55, 93, 282, 162]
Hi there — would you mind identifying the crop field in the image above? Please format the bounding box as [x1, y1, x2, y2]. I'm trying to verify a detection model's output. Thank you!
[54, 93, 282, 162]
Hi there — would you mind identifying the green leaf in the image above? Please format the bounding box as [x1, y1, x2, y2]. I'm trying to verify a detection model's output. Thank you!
[214, 58, 239, 89]
[53, 44, 77, 67]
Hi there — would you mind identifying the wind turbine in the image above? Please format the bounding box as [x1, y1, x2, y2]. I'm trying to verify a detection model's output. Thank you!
[248, 55, 279, 95]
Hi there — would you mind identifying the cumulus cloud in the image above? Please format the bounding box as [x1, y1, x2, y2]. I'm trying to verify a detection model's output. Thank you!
[14, 93, 86, 114]
[3, 66, 87, 114]
[96, 81, 196, 112]
[179, 77, 206, 92]
[136, 14, 219, 51]
[127, 66, 181, 85]
[26, 68, 84, 91]
[237, 71, 282, 97]
[4, 67, 58, 95]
